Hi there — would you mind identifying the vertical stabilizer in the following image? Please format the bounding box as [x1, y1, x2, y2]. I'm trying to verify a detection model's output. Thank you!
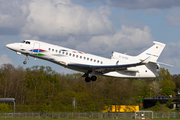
[137, 41, 166, 62]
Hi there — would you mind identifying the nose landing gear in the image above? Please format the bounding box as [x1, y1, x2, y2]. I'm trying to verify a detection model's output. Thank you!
[23, 55, 29, 64]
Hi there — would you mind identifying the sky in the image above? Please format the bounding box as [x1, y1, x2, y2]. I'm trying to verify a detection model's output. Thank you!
[1, 0, 180, 74]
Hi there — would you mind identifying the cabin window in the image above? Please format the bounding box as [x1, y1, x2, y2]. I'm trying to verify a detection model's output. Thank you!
[84, 57, 86, 60]
[62, 51, 64, 54]
[101, 61, 103, 64]
[90, 59, 92, 61]
[80, 56, 82, 59]
[76, 55, 78, 58]
[94, 60, 96, 62]
[66, 52, 68, 55]
[52, 49, 54, 52]
[69, 53, 71, 56]
[49, 48, 51, 51]
[56, 50, 58, 53]
[97, 60, 99, 63]
[87, 58, 89, 60]
[59, 50, 61, 53]
[73, 54, 75, 57]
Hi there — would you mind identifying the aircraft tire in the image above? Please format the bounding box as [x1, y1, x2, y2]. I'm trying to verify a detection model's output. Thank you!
[91, 76, 97, 81]
[23, 61, 27, 64]
[85, 77, 91, 82]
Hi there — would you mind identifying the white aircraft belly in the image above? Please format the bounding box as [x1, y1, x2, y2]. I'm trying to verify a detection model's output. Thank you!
[103, 69, 156, 78]
[103, 71, 139, 78]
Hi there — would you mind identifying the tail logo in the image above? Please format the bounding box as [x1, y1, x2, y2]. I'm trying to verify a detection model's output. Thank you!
[146, 53, 158, 57]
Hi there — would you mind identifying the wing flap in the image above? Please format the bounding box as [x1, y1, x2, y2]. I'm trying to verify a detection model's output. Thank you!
[67, 62, 143, 72]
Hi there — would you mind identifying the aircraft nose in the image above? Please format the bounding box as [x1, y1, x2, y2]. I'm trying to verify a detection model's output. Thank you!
[6, 43, 13, 49]
[6, 43, 18, 51]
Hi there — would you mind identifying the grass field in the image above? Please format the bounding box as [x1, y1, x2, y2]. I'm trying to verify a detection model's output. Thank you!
[0, 118, 180, 120]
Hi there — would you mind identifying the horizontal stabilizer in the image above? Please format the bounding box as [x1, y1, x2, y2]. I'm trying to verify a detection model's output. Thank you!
[149, 61, 173, 67]
[156, 62, 173, 67]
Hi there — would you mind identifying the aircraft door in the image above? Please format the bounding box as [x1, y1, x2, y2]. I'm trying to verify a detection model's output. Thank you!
[116, 60, 119, 65]
[32, 42, 40, 56]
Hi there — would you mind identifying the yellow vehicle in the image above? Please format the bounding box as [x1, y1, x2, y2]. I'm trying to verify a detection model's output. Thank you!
[102, 105, 139, 113]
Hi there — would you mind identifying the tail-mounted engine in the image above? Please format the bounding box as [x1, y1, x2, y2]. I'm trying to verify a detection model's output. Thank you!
[111, 51, 130, 61]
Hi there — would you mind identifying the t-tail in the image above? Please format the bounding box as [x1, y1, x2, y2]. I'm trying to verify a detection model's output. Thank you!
[137, 41, 172, 67]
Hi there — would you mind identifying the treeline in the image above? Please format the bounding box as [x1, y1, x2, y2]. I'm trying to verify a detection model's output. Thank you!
[0, 64, 179, 112]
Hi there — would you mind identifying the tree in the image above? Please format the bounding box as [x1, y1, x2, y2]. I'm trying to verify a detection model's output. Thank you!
[166, 98, 173, 108]
[0, 64, 26, 104]
[157, 68, 175, 95]
[172, 74, 180, 92]
[0, 103, 10, 113]
[149, 80, 161, 96]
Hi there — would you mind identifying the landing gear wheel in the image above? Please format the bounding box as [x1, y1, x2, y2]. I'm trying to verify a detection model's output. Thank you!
[85, 77, 91, 82]
[23, 61, 27, 64]
[23, 55, 29, 65]
[91, 76, 97, 81]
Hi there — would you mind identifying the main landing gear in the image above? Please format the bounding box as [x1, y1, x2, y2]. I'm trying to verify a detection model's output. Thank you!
[83, 71, 97, 82]
[85, 76, 97, 82]
[23, 55, 29, 64]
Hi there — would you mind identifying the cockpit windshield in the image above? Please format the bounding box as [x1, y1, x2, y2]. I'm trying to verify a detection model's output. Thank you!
[25, 41, 30, 44]
[21, 41, 30, 44]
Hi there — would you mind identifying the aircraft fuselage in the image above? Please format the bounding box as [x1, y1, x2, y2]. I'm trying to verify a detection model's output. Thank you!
[6, 40, 163, 82]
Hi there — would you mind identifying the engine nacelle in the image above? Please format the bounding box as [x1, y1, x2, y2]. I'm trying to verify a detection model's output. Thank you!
[111, 51, 130, 61]
[111, 51, 139, 63]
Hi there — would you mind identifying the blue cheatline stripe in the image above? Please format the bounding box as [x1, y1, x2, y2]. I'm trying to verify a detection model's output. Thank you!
[29, 49, 45, 52]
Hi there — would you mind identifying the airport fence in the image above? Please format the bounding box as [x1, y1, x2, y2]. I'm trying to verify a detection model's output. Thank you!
[0, 112, 180, 119]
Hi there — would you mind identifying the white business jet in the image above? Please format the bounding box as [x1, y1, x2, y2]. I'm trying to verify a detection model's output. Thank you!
[6, 40, 171, 82]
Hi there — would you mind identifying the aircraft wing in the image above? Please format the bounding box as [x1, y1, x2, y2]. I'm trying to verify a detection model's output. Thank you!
[67, 62, 144, 73]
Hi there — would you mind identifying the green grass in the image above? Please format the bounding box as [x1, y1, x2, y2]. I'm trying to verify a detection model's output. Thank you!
[0, 118, 179, 120]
